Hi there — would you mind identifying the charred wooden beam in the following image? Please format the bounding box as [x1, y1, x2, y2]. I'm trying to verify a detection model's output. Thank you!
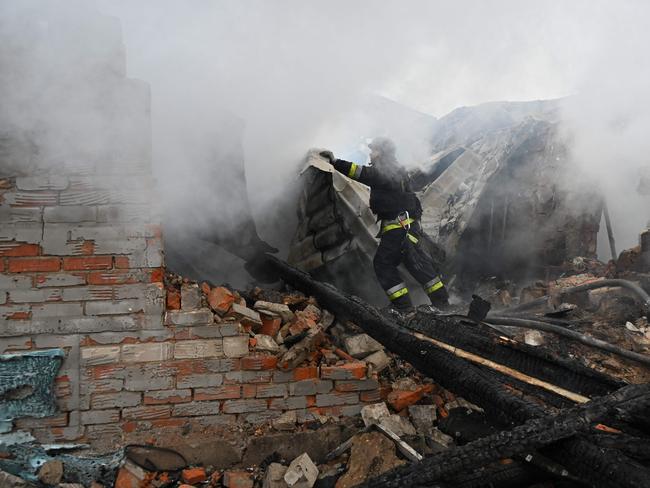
[263, 255, 650, 488]
[363, 383, 650, 488]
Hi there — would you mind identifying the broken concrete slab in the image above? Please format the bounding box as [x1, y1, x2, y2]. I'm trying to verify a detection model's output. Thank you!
[343, 333, 383, 359]
[283, 452, 318, 488]
[223, 470, 254, 488]
[254, 334, 280, 354]
[360, 402, 390, 427]
[181, 283, 201, 311]
[263, 463, 288, 488]
[228, 303, 263, 330]
[379, 414, 417, 437]
[272, 410, 297, 432]
[408, 404, 437, 437]
[278, 327, 324, 370]
[254, 301, 295, 323]
[363, 350, 391, 373]
[208, 286, 235, 315]
[335, 432, 405, 488]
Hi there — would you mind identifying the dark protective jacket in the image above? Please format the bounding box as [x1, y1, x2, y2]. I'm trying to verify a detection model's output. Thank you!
[332, 158, 422, 220]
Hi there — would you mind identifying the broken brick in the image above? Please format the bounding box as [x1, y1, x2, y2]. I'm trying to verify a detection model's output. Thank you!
[182, 467, 207, 485]
[387, 384, 434, 411]
[223, 470, 253, 488]
[166, 288, 181, 310]
[208, 286, 235, 315]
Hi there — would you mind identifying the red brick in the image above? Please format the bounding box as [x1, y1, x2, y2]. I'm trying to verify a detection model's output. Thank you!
[387, 384, 434, 412]
[122, 405, 171, 421]
[63, 256, 112, 271]
[242, 385, 256, 398]
[306, 395, 317, 408]
[293, 366, 318, 381]
[222, 471, 253, 488]
[151, 418, 187, 429]
[241, 355, 278, 370]
[0, 242, 41, 257]
[114, 256, 130, 268]
[115, 466, 142, 488]
[259, 316, 282, 337]
[121, 421, 137, 433]
[150, 268, 164, 283]
[182, 467, 207, 485]
[8, 257, 60, 273]
[208, 286, 235, 315]
[166, 288, 181, 310]
[7, 311, 31, 320]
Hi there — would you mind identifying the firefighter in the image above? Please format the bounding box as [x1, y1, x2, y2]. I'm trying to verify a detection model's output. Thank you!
[320, 137, 449, 313]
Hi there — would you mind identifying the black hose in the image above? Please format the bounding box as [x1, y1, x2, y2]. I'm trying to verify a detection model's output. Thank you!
[505, 279, 650, 314]
[486, 315, 650, 366]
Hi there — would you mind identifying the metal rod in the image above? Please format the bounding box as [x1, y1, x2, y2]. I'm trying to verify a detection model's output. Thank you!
[603, 199, 618, 261]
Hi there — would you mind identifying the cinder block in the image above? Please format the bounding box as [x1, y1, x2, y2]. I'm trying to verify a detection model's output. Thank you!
[123, 364, 176, 391]
[165, 309, 213, 327]
[174, 339, 224, 359]
[223, 336, 250, 358]
[0, 275, 33, 290]
[315, 392, 359, 407]
[334, 379, 380, 392]
[44, 206, 96, 223]
[217, 323, 241, 337]
[0, 223, 43, 243]
[16, 176, 69, 191]
[4, 191, 58, 207]
[177, 373, 224, 389]
[222, 399, 267, 414]
[172, 401, 221, 417]
[91, 391, 141, 409]
[242, 411, 278, 425]
[144, 389, 192, 404]
[81, 346, 121, 366]
[8, 288, 62, 303]
[31, 303, 83, 318]
[122, 405, 170, 420]
[35, 273, 86, 288]
[204, 359, 239, 373]
[59, 190, 111, 206]
[256, 384, 288, 398]
[96, 205, 150, 223]
[181, 284, 201, 311]
[80, 409, 120, 425]
[0, 207, 42, 224]
[85, 299, 148, 316]
[225, 371, 272, 384]
[289, 380, 333, 396]
[269, 397, 307, 410]
[93, 238, 148, 255]
[62, 286, 113, 301]
[121, 342, 172, 363]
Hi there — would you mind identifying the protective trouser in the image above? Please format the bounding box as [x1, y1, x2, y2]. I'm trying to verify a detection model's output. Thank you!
[373, 219, 449, 310]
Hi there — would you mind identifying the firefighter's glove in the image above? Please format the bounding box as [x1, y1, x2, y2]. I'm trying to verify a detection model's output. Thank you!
[319, 150, 335, 164]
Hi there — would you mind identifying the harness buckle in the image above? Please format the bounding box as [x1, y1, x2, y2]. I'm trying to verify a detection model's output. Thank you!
[397, 211, 411, 231]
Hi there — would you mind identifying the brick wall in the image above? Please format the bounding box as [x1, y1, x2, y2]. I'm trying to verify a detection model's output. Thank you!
[0, 9, 380, 455]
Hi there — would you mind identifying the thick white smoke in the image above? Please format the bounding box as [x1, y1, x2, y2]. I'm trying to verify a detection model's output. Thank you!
[3, 0, 649, 274]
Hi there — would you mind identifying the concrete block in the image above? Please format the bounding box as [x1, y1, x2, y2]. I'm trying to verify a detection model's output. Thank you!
[225, 370, 272, 384]
[8, 288, 62, 303]
[165, 309, 213, 327]
[59, 190, 110, 206]
[254, 301, 295, 323]
[187, 325, 223, 339]
[177, 373, 224, 389]
[181, 283, 201, 310]
[96, 205, 150, 223]
[0, 275, 33, 290]
[93, 237, 148, 255]
[284, 452, 318, 488]
[364, 350, 392, 373]
[144, 389, 192, 404]
[379, 414, 416, 436]
[0, 292, 6, 305]
[121, 342, 172, 362]
[124, 364, 176, 391]
[344, 333, 383, 359]
[0, 206, 42, 224]
[16, 176, 69, 190]
[91, 391, 141, 409]
[256, 384, 288, 398]
[289, 380, 333, 396]
[229, 303, 262, 328]
[360, 403, 390, 427]
[31, 302, 84, 318]
[204, 358, 239, 373]
[315, 392, 358, 407]
[408, 404, 436, 437]
[254, 334, 280, 354]
[85, 299, 152, 316]
[174, 339, 224, 359]
[44, 206, 96, 222]
[223, 335, 250, 358]
[222, 399, 268, 414]
[217, 322, 242, 337]
[269, 397, 307, 411]
[172, 401, 221, 417]
[0, 223, 43, 243]
[334, 379, 380, 392]
[80, 409, 120, 425]
[81, 346, 121, 365]
[35, 273, 86, 288]
[263, 463, 288, 488]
